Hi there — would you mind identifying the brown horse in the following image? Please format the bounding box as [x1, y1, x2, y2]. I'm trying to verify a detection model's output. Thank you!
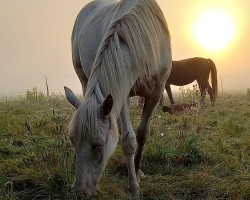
[163, 57, 218, 106]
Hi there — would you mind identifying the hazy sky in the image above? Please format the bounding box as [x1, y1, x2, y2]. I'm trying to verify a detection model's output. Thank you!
[0, 0, 249, 96]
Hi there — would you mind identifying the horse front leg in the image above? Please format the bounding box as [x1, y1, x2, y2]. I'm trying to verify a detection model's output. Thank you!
[134, 84, 165, 176]
[119, 98, 139, 197]
[159, 94, 164, 107]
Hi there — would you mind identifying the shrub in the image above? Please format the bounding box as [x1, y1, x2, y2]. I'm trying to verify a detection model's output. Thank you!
[182, 136, 203, 165]
[179, 85, 200, 103]
[25, 87, 45, 101]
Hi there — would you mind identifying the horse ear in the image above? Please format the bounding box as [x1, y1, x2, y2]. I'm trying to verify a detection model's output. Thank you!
[64, 86, 81, 109]
[101, 94, 113, 117]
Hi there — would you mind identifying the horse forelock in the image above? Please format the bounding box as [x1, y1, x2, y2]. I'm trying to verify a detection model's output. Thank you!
[69, 93, 119, 148]
[69, 95, 99, 145]
[85, 0, 170, 115]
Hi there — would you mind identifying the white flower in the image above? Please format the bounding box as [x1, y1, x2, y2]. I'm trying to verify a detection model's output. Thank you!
[160, 133, 164, 137]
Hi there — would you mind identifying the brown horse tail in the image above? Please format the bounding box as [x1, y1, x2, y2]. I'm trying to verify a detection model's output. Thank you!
[208, 59, 218, 100]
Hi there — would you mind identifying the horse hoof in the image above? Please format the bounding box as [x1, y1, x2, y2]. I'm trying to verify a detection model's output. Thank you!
[137, 170, 146, 183]
[130, 188, 140, 199]
[139, 170, 146, 178]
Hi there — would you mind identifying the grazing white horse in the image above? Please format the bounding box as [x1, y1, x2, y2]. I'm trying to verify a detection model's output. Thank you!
[64, 0, 172, 197]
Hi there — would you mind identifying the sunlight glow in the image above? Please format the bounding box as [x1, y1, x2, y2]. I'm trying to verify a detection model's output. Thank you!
[194, 10, 235, 51]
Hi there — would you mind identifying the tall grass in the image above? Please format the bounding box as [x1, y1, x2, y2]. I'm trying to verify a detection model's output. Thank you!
[1, 88, 250, 199]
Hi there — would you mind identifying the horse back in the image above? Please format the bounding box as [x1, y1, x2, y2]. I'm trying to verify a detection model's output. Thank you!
[167, 57, 211, 86]
[72, 1, 118, 77]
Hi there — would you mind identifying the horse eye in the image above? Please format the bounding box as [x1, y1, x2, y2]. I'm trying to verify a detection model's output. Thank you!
[92, 144, 103, 152]
[69, 133, 75, 145]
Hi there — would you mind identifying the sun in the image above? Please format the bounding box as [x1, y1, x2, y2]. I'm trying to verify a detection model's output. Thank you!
[194, 9, 235, 51]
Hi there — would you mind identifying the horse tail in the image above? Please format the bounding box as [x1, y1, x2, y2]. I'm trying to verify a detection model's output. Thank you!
[208, 59, 218, 100]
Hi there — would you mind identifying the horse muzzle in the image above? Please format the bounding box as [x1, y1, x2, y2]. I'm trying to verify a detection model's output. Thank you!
[71, 179, 99, 196]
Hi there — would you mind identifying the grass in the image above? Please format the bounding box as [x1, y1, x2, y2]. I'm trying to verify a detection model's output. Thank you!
[0, 88, 250, 199]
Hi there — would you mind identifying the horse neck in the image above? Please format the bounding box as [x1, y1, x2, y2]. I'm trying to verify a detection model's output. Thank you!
[85, 0, 170, 116]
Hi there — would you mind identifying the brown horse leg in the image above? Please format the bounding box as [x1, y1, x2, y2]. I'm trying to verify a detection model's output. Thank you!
[198, 81, 206, 107]
[207, 84, 215, 106]
[165, 84, 175, 113]
[166, 83, 174, 105]
[134, 85, 164, 176]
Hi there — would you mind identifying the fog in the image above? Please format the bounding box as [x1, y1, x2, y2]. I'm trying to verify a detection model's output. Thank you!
[0, 0, 249, 96]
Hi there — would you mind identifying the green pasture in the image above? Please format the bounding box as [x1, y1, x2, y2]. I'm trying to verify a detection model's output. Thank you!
[0, 88, 250, 199]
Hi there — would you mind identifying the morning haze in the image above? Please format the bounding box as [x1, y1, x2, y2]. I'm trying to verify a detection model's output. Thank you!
[0, 0, 249, 96]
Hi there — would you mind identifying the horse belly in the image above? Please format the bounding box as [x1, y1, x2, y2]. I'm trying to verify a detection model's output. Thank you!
[130, 52, 171, 97]
[129, 75, 164, 97]
[168, 70, 196, 86]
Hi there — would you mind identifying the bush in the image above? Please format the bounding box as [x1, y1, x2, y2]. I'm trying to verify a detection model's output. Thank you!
[25, 87, 45, 101]
[178, 85, 200, 104]
[181, 135, 204, 166]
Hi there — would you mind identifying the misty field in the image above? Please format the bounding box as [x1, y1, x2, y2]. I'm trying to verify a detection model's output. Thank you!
[1, 88, 250, 200]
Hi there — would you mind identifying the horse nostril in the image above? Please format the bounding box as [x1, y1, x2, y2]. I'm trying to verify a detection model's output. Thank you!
[70, 184, 83, 194]
[70, 186, 77, 193]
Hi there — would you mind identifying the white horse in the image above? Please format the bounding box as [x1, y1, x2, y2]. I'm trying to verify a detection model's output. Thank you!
[64, 0, 172, 197]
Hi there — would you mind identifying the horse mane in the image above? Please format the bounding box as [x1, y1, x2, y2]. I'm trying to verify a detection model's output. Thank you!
[86, 0, 170, 111]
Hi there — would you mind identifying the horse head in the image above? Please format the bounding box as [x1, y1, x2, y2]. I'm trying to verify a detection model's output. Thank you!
[64, 87, 119, 195]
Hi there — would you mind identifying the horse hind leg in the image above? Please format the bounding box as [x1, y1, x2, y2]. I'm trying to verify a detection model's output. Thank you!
[207, 84, 215, 106]
[134, 84, 165, 177]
